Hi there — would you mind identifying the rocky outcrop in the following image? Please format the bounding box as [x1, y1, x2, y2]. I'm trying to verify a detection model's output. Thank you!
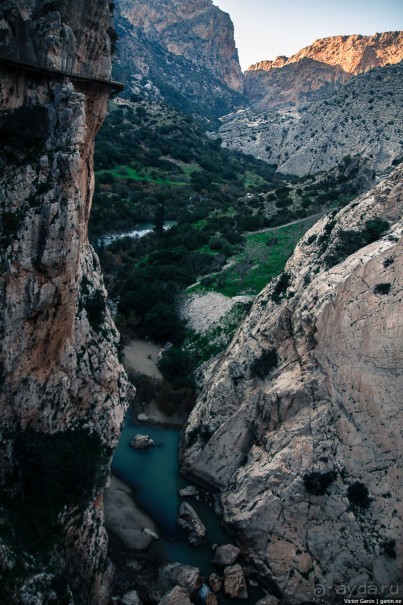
[163, 563, 202, 596]
[177, 502, 207, 546]
[223, 564, 248, 599]
[208, 573, 222, 593]
[244, 31, 403, 110]
[219, 62, 403, 176]
[212, 544, 240, 566]
[114, 0, 243, 120]
[158, 586, 192, 605]
[181, 166, 403, 602]
[0, 2, 127, 603]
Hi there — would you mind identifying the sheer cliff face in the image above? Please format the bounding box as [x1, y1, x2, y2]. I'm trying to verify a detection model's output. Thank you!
[245, 31, 403, 110]
[118, 0, 243, 93]
[0, 2, 127, 603]
[182, 167, 403, 602]
[114, 0, 243, 120]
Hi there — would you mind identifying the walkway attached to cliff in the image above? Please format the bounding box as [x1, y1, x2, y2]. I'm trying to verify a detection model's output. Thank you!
[0, 55, 125, 93]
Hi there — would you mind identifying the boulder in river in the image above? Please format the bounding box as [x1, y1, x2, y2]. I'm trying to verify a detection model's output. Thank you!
[168, 563, 202, 596]
[177, 502, 207, 546]
[130, 434, 155, 450]
[178, 485, 198, 498]
[212, 544, 240, 566]
[223, 564, 248, 599]
[104, 475, 160, 551]
[206, 592, 218, 605]
[121, 590, 142, 605]
[208, 573, 222, 593]
[158, 585, 192, 605]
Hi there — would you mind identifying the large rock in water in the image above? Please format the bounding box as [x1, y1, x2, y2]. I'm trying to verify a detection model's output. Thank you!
[130, 434, 155, 449]
[166, 563, 202, 595]
[158, 586, 192, 605]
[223, 564, 248, 599]
[104, 476, 159, 551]
[212, 544, 240, 566]
[181, 165, 403, 603]
[177, 502, 207, 546]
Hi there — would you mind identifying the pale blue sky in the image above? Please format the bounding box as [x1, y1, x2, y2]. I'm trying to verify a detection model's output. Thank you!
[213, 0, 403, 70]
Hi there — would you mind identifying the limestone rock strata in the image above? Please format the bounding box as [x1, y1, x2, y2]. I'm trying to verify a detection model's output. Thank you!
[0, 2, 127, 604]
[219, 62, 403, 176]
[244, 31, 403, 110]
[181, 166, 403, 603]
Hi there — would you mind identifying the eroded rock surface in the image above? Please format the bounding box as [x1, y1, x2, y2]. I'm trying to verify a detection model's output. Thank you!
[0, 2, 127, 603]
[181, 166, 403, 603]
[212, 544, 240, 566]
[158, 586, 192, 605]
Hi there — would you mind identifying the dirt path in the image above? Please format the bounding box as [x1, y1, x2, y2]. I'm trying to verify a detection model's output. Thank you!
[244, 212, 324, 236]
[124, 340, 162, 379]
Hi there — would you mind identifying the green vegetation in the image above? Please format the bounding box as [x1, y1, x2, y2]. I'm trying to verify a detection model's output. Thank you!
[0, 427, 110, 603]
[374, 283, 391, 295]
[250, 348, 279, 379]
[91, 99, 286, 238]
[303, 471, 337, 496]
[324, 217, 389, 268]
[194, 217, 317, 297]
[347, 482, 370, 508]
[184, 302, 251, 368]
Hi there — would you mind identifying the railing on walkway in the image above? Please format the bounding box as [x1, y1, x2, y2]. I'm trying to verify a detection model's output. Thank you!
[0, 54, 125, 92]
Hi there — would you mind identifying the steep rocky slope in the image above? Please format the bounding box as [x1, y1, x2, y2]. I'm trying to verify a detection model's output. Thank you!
[245, 31, 403, 110]
[219, 62, 403, 176]
[181, 166, 403, 603]
[114, 0, 244, 120]
[0, 2, 127, 603]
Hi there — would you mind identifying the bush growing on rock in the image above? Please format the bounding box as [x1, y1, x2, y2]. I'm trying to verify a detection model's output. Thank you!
[374, 283, 391, 295]
[250, 348, 279, 379]
[303, 471, 337, 495]
[347, 481, 370, 508]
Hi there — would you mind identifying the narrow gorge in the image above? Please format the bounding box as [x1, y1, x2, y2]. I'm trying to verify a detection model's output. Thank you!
[0, 1, 402, 604]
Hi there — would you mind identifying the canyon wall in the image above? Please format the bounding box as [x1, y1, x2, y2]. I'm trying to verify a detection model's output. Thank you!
[219, 62, 403, 176]
[115, 0, 244, 120]
[0, 1, 127, 603]
[182, 166, 403, 603]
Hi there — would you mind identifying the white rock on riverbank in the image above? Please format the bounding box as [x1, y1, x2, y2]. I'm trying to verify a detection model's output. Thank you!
[180, 292, 251, 334]
[104, 475, 160, 551]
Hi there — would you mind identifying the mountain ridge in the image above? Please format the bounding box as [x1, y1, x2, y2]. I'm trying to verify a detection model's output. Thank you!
[244, 31, 403, 110]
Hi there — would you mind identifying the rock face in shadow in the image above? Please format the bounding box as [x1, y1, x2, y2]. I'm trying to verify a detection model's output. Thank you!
[181, 166, 403, 603]
[0, 2, 127, 603]
[114, 0, 244, 120]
